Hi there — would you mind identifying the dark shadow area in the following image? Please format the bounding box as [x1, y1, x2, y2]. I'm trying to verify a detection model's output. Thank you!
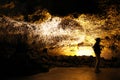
[0, 29, 49, 78]
[0, 38, 49, 78]
[0, 0, 120, 21]
[41, 0, 100, 16]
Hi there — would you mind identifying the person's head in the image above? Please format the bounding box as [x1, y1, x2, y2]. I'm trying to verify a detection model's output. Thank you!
[95, 38, 101, 42]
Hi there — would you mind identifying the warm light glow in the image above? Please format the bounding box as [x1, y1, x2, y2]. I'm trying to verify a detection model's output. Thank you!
[49, 45, 95, 57]
[2, 7, 120, 58]
[77, 46, 95, 56]
[35, 17, 85, 47]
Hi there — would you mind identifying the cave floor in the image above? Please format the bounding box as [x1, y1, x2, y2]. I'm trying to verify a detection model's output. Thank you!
[6, 67, 120, 80]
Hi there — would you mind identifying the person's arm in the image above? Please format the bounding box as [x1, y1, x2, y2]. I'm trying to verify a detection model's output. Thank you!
[100, 45, 104, 50]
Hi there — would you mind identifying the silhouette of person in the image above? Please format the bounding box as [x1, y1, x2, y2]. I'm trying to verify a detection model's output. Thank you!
[92, 38, 103, 73]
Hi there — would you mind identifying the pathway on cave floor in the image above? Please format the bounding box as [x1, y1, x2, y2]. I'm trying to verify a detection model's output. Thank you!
[11, 67, 120, 80]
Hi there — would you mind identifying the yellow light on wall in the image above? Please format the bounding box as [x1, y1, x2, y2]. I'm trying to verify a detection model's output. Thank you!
[77, 46, 95, 56]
